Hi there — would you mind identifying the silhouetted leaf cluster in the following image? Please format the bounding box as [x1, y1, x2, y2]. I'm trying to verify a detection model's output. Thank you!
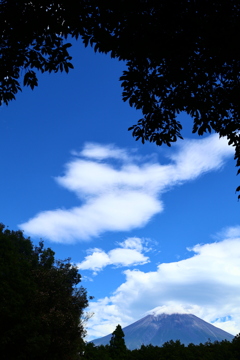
[79, 0, 240, 197]
[1, 1, 240, 196]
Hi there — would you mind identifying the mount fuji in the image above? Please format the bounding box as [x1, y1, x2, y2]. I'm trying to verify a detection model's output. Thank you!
[91, 313, 234, 350]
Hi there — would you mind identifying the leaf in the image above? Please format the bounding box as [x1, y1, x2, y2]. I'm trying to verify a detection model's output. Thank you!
[23, 71, 38, 90]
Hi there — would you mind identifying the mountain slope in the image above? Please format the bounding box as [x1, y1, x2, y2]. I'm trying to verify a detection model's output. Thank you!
[91, 313, 234, 350]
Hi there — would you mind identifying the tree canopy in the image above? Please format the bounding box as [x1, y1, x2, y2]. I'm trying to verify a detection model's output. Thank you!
[1, 0, 240, 196]
[83, 335, 240, 360]
[0, 224, 89, 360]
[109, 324, 127, 360]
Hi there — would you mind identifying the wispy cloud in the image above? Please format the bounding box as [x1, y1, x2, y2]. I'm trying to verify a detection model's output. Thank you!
[86, 230, 240, 340]
[72, 143, 132, 161]
[217, 225, 240, 239]
[77, 237, 150, 274]
[19, 135, 233, 243]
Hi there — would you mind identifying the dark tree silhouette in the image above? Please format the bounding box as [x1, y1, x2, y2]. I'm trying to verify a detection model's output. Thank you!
[109, 324, 127, 360]
[80, 0, 240, 197]
[0, 224, 89, 360]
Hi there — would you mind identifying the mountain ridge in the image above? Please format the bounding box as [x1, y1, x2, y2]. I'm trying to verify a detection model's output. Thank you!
[91, 313, 234, 350]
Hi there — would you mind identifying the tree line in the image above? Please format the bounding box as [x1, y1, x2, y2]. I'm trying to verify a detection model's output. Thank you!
[84, 325, 240, 360]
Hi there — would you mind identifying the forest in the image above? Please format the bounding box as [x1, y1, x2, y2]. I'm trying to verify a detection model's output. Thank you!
[84, 325, 240, 360]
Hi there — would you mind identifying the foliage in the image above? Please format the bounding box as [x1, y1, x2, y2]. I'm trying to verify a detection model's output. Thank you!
[1, 1, 240, 195]
[109, 324, 128, 360]
[84, 325, 128, 360]
[83, 336, 240, 360]
[84, 343, 113, 360]
[80, 0, 240, 197]
[0, 0, 80, 104]
[0, 224, 89, 360]
[232, 333, 240, 358]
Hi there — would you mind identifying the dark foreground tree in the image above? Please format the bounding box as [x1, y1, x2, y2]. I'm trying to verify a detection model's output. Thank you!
[84, 343, 113, 360]
[109, 324, 127, 360]
[1, 1, 240, 196]
[0, 223, 89, 360]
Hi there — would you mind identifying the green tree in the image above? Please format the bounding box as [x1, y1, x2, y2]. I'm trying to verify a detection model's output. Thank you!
[232, 333, 240, 359]
[109, 324, 127, 360]
[83, 343, 113, 360]
[161, 340, 186, 360]
[1, 1, 240, 195]
[0, 224, 89, 360]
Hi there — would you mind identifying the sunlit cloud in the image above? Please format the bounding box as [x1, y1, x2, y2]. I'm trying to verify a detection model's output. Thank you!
[86, 233, 240, 340]
[77, 237, 150, 273]
[218, 225, 240, 239]
[19, 135, 234, 243]
[73, 142, 131, 161]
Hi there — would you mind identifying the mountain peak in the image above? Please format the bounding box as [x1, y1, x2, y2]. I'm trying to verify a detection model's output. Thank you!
[146, 304, 194, 316]
[92, 313, 234, 350]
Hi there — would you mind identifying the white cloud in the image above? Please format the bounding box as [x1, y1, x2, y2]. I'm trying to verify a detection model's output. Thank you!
[74, 142, 131, 161]
[86, 234, 240, 340]
[147, 304, 201, 316]
[78, 248, 111, 272]
[218, 225, 240, 239]
[169, 135, 234, 181]
[20, 192, 161, 243]
[77, 237, 150, 273]
[118, 237, 144, 252]
[19, 135, 234, 243]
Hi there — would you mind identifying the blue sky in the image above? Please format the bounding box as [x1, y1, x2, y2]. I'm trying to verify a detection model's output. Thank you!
[1, 41, 240, 340]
